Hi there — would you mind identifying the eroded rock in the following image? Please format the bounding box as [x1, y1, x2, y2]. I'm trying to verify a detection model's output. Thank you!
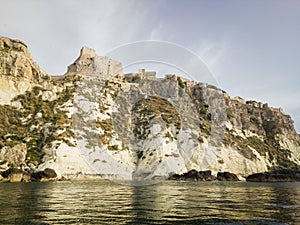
[246, 169, 300, 182]
[168, 170, 217, 181]
[0, 143, 27, 166]
[0, 36, 49, 104]
[31, 168, 57, 181]
[1, 167, 57, 182]
[217, 172, 240, 181]
[2, 168, 23, 182]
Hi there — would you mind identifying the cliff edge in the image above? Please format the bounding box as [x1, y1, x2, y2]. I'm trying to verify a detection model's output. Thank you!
[0, 36, 299, 181]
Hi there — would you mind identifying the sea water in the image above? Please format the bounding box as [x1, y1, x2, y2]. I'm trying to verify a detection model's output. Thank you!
[0, 180, 299, 224]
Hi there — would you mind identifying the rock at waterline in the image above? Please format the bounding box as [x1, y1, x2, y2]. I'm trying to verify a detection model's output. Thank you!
[1, 168, 28, 182]
[217, 172, 240, 181]
[168, 170, 217, 181]
[1, 167, 57, 182]
[31, 168, 57, 181]
[246, 169, 300, 182]
[43, 168, 57, 178]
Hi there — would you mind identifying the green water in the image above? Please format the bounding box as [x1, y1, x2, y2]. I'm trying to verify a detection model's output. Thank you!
[0, 180, 299, 224]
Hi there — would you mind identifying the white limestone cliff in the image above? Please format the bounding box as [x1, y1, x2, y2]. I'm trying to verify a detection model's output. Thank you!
[0, 36, 299, 181]
[0, 36, 49, 104]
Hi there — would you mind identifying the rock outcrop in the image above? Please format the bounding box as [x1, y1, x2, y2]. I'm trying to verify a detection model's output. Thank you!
[0, 36, 299, 182]
[246, 169, 300, 182]
[1, 168, 29, 182]
[31, 168, 57, 181]
[66, 45, 123, 80]
[1, 167, 57, 182]
[0, 143, 27, 166]
[0, 36, 49, 104]
[217, 172, 240, 181]
[169, 170, 217, 181]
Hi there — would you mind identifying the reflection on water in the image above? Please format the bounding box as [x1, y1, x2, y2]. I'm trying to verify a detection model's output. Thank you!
[0, 181, 299, 224]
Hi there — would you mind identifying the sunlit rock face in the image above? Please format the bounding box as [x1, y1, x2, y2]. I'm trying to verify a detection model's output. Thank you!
[0, 36, 49, 104]
[0, 36, 299, 180]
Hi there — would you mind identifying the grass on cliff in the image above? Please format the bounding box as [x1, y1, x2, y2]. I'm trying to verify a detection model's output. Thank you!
[224, 130, 297, 169]
[222, 96, 298, 169]
[0, 85, 75, 163]
[132, 96, 181, 140]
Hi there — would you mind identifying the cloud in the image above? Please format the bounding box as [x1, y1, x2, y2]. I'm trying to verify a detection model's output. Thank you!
[196, 40, 229, 73]
[1, 0, 163, 74]
[1, 0, 299, 133]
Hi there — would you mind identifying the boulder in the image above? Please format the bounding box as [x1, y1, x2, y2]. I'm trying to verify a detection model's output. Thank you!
[184, 169, 204, 180]
[21, 172, 31, 182]
[43, 168, 57, 178]
[217, 172, 239, 181]
[168, 173, 182, 180]
[0, 174, 5, 182]
[1, 168, 24, 182]
[59, 176, 69, 181]
[199, 170, 217, 181]
[246, 169, 300, 182]
[31, 168, 57, 181]
[168, 170, 216, 181]
[31, 171, 44, 181]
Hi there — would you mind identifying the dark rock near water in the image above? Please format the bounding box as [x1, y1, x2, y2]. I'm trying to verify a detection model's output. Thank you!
[43, 168, 57, 178]
[217, 172, 240, 181]
[168, 170, 217, 181]
[246, 169, 300, 182]
[59, 176, 69, 181]
[199, 170, 217, 181]
[1, 167, 23, 178]
[1, 168, 17, 179]
[1, 167, 57, 182]
[1, 168, 31, 182]
[31, 171, 45, 181]
[31, 168, 57, 181]
[22, 172, 31, 182]
[168, 173, 182, 180]
[185, 169, 203, 180]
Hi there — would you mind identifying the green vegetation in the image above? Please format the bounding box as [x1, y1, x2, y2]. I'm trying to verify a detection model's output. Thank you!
[0, 83, 76, 162]
[198, 116, 211, 137]
[263, 120, 281, 140]
[164, 132, 174, 141]
[96, 118, 115, 148]
[132, 76, 141, 83]
[218, 159, 224, 164]
[221, 97, 298, 169]
[250, 117, 261, 126]
[224, 130, 297, 169]
[96, 119, 113, 133]
[198, 133, 204, 143]
[200, 104, 209, 115]
[100, 80, 122, 100]
[132, 96, 181, 139]
[108, 145, 119, 151]
[177, 77, 185, 89]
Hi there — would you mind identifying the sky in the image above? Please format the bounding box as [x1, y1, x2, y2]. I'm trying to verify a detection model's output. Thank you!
[0, 0, 299, 132]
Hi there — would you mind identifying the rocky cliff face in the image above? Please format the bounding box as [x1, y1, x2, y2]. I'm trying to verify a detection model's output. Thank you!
[0, 36, 299, 180]
[0, 36, 49, 105]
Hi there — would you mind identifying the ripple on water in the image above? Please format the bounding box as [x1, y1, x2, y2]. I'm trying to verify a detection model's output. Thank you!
[0, 181, 299, 224]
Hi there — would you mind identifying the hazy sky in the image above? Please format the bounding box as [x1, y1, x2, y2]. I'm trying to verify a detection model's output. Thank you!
[1, 0, 299, 132]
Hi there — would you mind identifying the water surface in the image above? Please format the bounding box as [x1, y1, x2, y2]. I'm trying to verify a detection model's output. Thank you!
[0, 181, 299, 224]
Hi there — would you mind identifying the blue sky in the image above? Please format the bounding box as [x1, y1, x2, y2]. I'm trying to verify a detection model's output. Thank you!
[1, 0, 299, 132]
